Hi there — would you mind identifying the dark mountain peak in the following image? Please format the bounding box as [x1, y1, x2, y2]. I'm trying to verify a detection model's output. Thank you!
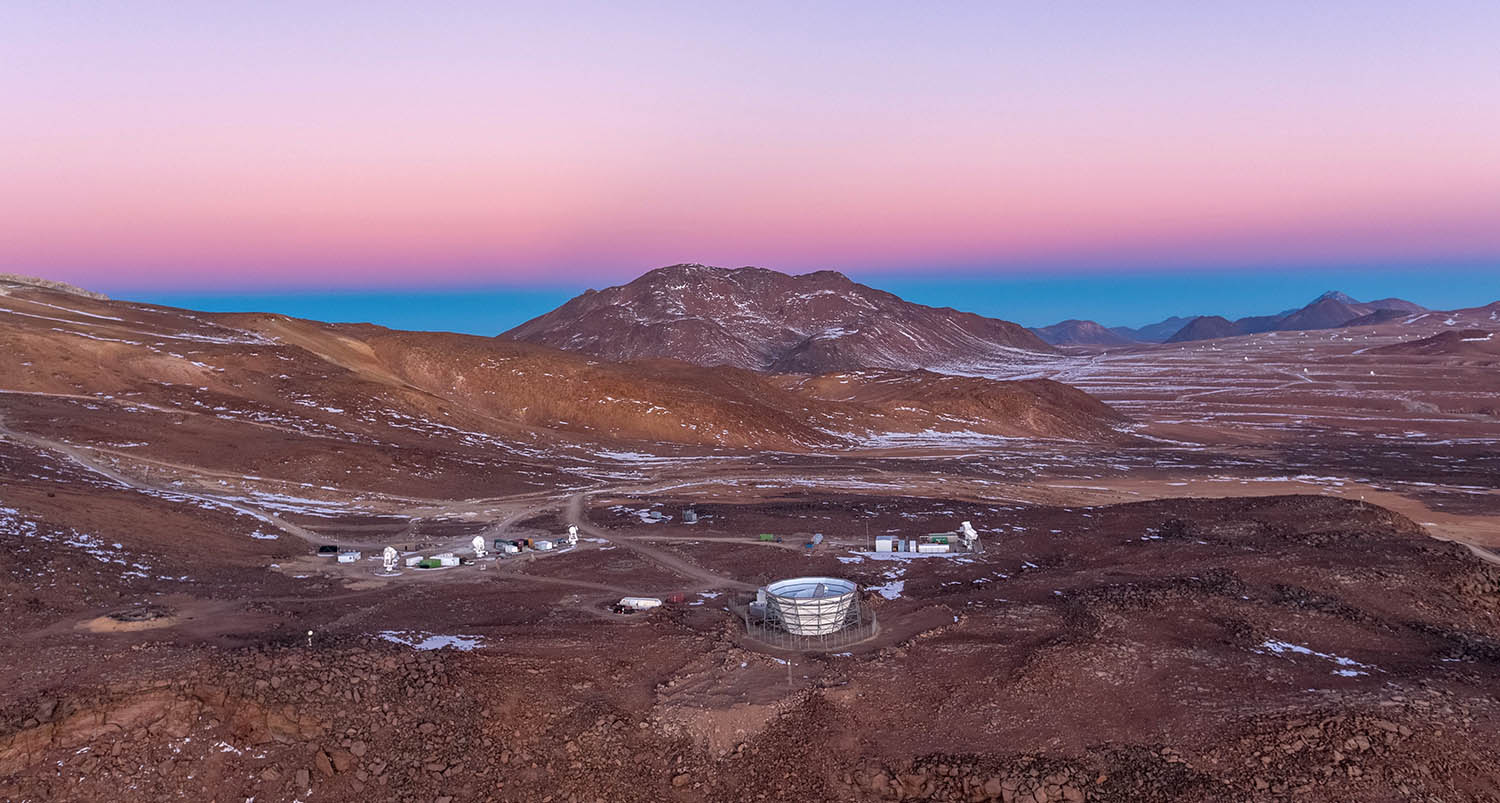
[1033, 319, 1136, 346]
[1313, 290, 1360, 305]
[1165, 315, 1238, 343]
[502, 264, 1055, 372]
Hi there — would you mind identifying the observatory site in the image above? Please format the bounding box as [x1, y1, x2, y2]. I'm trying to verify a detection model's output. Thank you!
[6, 3, 1500, 802]
[2, 268, 1499, 802]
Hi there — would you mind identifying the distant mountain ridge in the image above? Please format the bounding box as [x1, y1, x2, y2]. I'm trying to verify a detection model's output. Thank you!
[502, 264, 1057, 373]
[1111, 316, 1199, 343]
[1034, 291, 1430, 346]
[1166, 291, 1427, 342]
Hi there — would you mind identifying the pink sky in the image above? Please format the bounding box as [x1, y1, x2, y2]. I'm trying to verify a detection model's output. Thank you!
[3, 2, 1497, 288]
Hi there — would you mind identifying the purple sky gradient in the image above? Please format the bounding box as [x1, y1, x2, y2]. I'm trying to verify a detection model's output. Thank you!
[3, 1, 1497, 289]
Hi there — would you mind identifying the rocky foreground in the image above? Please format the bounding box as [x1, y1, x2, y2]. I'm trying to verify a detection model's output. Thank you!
[4, 493, 1499, 802]
[2, 639, 1495, 802]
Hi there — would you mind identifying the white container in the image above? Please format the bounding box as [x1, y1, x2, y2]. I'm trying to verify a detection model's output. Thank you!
[916, 543, 950, 554]
[618, 597, 662, 611]
[533, 540, 554, 551]
[337, 551, 362, 563]
[874, 537, 896, 553]
[405, 556, 423, 567]
[437, 555, 460, 567]
[500, 543, 520, 554]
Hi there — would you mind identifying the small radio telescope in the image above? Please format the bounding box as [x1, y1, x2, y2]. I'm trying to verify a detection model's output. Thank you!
[472, 535, 487, 559]
[376, 545, 401, 575]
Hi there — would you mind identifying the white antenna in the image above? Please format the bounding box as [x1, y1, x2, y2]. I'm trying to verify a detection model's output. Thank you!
[472, 535, 487, 559]
[960, 520, 980, 550]
[565, 524, 579, 546]
[382, 546, 398, 572]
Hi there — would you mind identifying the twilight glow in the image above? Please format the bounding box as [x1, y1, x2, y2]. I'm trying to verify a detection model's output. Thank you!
[3, 1, 1498, 289]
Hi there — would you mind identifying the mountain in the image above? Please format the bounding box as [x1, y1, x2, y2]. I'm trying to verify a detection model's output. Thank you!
[0, 276, 1124, 468]
[0, 273, 108, 299]
[1167, 291, 1429, 342]
[1340, 308, 1410, 328]
[1032, 319, 1137, 346]
[1365, 297, 1428, 314]
[1165, 315, 1240, 343]
[1276, 295, 1373, 331]
[501, 264, 1056, 373]
[1110, 315, 1196, 343]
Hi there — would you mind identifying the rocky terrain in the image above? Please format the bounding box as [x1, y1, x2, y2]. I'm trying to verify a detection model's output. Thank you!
[502, 264, 1056, 373]
[3, 270, 1500, 801]
[1372, 329, 1499, 358]
[3, 488, 1497, 803]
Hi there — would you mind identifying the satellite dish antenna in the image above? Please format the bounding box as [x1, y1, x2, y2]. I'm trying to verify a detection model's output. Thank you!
[472, 535, 487, 559]
[565, 524, 579, 546]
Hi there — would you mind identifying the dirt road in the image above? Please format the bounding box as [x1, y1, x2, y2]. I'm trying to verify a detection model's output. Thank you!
[565, 493, 754, 592]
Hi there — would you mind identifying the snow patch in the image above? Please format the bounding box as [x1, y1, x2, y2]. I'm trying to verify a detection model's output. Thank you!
[377, 631, 487, 651]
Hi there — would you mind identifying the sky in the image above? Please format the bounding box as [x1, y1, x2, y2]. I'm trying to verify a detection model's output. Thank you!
[4, 1, 1498, 328]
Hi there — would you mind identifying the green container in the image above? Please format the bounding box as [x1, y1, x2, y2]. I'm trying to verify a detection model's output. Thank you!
[418, 559, 441, 569]
[758, 534, 776, 542]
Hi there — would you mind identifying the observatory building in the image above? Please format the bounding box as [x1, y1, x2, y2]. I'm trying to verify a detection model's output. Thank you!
[741, 575, 877, 649]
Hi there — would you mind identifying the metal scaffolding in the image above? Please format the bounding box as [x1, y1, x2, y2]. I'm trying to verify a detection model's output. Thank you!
[734, 587, 879, 651]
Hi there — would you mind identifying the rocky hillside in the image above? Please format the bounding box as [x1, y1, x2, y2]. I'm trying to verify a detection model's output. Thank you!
[0, 277, 1121, 456]
[501, 264, 1056, 373]
[1371, 329, 1499, 358]
[778, 371, 1127, 441]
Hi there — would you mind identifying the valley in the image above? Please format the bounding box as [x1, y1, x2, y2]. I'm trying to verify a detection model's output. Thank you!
[1, 271, 1498, 802]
